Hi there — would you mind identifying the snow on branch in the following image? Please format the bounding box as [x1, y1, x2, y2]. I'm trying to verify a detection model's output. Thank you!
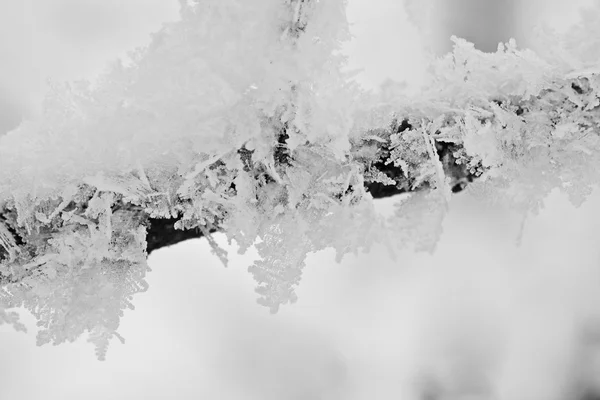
[1, 0, 600, 358]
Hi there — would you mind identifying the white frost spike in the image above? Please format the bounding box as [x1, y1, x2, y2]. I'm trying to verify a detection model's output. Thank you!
[264, 160, 284, 184]
[21, 253, 56, 274]
[83, 173, 150, 201]
[198, 224, 228, 267]
[0, 220, 20, 261]
[100, 192, 114, 241]
[113, 331, 125, 345]
[293, 0, 302, 23]
[64, 214, 97, 230]
[184, 153, 227, 182]
[515, 211, 528, 247]
[40, 185, 79, 224]
[135, 160, 153, 191]
[421, 121, 452, 204]
[179, 152, 229, 196]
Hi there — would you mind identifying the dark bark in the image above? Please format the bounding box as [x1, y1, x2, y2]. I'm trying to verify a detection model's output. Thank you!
[0, 132, 476, 265]
[145, 217, 213, 255]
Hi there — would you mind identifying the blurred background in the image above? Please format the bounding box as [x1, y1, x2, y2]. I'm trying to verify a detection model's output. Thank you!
[1, 1, 600, 400]
[0, 0, 180, 134]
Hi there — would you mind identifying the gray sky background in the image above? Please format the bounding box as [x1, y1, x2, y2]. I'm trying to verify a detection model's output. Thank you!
[1, 1, 600, 400]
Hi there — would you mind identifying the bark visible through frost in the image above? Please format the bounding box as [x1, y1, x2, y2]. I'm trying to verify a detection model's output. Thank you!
[2, 3, 599, 286]
[0, 114, 479, 268]
[1, 70, 598, 268]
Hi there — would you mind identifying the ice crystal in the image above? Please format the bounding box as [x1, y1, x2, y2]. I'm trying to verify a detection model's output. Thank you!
[1, 0, 600, 358]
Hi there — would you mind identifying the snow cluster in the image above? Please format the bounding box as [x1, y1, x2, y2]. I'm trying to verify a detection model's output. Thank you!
[1, 0, 600, 358]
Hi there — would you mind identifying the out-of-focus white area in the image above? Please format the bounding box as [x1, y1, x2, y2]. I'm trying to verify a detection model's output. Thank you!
[2, 189, 600, 400]
[404, 0, 595, 56]
[347, 0, 596, 92]
[0, 0, 179, 133]
[1, 1, 600, 400]
[342, 0, 429, 93]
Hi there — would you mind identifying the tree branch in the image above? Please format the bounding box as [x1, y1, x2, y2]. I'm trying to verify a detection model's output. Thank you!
[3, 71, 599, 267]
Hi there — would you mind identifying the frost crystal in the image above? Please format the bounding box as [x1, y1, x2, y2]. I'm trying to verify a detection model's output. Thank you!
[1, 0, 600, 358]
